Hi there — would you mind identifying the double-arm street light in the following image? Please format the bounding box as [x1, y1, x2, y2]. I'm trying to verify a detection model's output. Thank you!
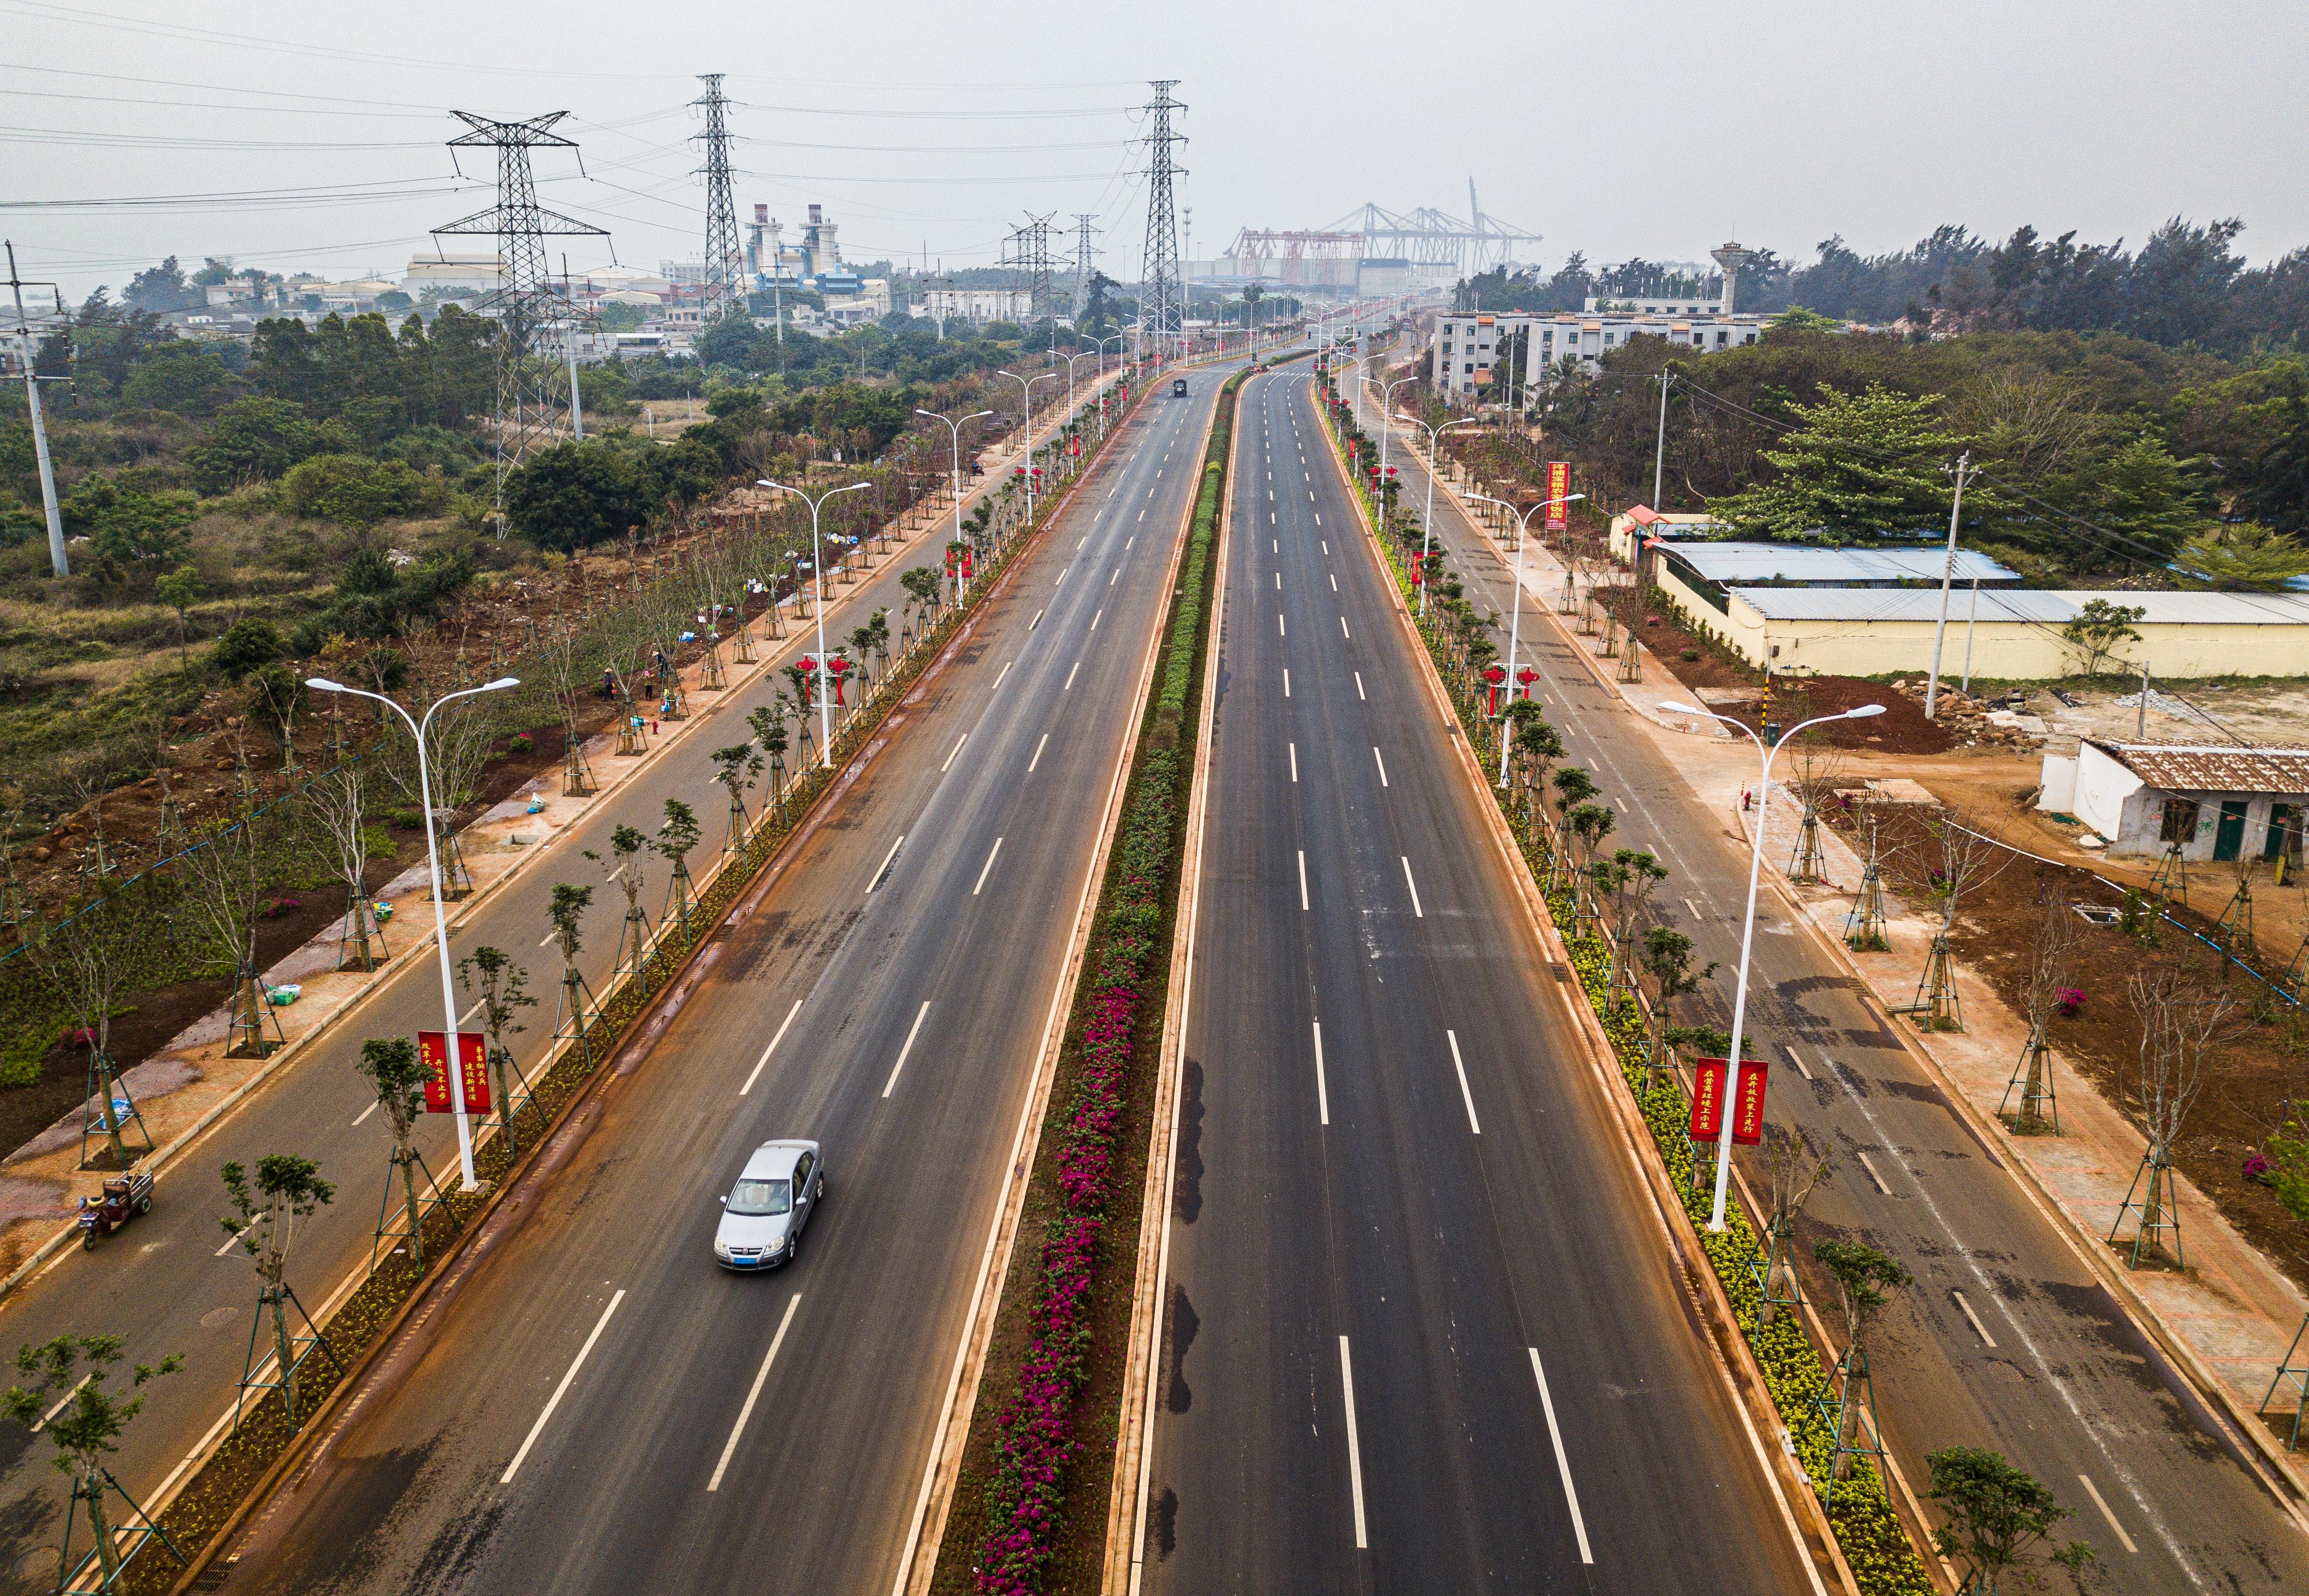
[996, 367, 1057, 469]
[1655, 698, 1888, 1230]
[1392, 411, 1482, 615]
[916, 407, 993, 579]
[1362, 374, 1418, 481]
[304, 674, 521, 1190]
[758, 477, 872, 764]
[1466, 490, 1584, 782]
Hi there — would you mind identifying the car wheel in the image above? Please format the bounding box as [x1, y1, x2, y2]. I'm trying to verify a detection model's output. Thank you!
[787, 1226, 801, 1266]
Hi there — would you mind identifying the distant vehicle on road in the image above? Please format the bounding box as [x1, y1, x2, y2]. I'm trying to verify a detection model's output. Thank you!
[1172, 378, 1188, 397]
[714, 1140, 823, 1270]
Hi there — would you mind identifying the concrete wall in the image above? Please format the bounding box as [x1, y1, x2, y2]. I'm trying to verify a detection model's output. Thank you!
[2071, 740, 2308, 858]
[1718, 595, 2309, 680]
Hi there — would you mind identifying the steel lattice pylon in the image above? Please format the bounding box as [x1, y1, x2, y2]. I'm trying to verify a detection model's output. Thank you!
[1070, 212, 1101, 319]
[1020, 212, 1056, 324]
[433, 112, 606, 507]
[692, 75, 744, 323]
[1138, 80, 1186, 357]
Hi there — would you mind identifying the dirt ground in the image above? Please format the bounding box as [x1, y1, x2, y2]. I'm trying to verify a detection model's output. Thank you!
[1820, 797, 2309, 1294]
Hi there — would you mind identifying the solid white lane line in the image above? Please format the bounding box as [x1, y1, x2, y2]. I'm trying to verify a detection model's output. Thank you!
[503, 1289, 626, 1484]
[1786, 1045, 1814, 1081]
[973, 836, 1005, 895]
[352, 1101, 378, 1128]
[707, 1293, 802, 1492]
[1029, 732, 1049, 771]
[940, 734, 968, 772]
[1283, 669, 1291, 697]
[1373, 747, 1390, 787]
[1339, 1336, 1369, 1549]
[1354, 671, 1365, 700]
[1952, 1289, 1997, 1348]
[1277, 613, 1286, 636]
[1401, 856, 1423, 917]
[1340, 616, 1351, 639]
[1447, 1030, 1482, 1134]
[1299, 850, 1310, 911]
[1528, 1348, 1595, 1564]
[1091, 609, 1104, 631]
[741, 1001, 805, 1096]
[867, 834, 907, 894]
[1855, 1149, 1891, 1193]
[1289, 743, 1298, 783]
[2079, 1474, 2139, 1553]
[993, 660, 1015, 690]
[881, 1001, 932, 1097]
[1313, 1021, 1330, 1125]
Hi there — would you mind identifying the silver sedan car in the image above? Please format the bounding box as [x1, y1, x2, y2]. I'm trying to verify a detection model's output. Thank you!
[714, 1140, 824, 1270]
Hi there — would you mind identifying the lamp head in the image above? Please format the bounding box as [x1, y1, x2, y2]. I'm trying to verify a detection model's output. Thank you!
[305, 677, 346, 692]
[1659, 700, 1705, 716]
[1845, 703, 1887, 718]
[482, 676, 519, 692]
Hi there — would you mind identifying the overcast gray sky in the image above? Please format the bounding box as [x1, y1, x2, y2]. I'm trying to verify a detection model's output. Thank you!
[7, 0, 2307, 298]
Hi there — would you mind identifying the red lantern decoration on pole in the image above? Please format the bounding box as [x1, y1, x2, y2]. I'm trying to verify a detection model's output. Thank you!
[1515, 664, 1539, 700]
[1483, 662, 1507, 716]
[827, 655, 851, 706]
[796, 655, 818, 704]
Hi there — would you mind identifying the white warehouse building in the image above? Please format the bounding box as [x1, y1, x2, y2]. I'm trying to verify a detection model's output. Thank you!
[1430, 310, 1777, 399]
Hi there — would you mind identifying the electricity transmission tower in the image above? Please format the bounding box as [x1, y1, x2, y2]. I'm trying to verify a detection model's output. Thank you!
[692, 74, 744, 323]
[434, 112, 606, 511]
[1069, 213, 1101, 319]
[1138, 80, 1186, 360]
[1017, 212, 1056, 325]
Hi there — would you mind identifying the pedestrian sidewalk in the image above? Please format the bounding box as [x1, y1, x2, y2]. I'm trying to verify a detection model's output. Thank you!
[0, 382, 1112, 1284]
[1729, 771, 2309, 1492]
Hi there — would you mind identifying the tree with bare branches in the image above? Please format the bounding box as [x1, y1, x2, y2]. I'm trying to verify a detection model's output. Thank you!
[2112, 967, 2238, 1266]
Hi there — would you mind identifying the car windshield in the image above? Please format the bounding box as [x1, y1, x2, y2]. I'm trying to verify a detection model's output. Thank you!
[727, 1178, 791, 1217]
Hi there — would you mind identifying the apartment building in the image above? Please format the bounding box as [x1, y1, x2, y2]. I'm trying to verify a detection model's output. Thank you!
[1430, 309, 1778, 399]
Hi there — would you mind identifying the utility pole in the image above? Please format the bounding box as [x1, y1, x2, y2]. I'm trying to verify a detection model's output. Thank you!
[434, 113, 606, 518]
[1138, 80, 1187, 367]
[692, 74, 744, 326]
[1652, 367, 1670, 508]
[560, 255, 585, 441]
[3, 243, 67, 577]
[1923, 450, 1979, 719]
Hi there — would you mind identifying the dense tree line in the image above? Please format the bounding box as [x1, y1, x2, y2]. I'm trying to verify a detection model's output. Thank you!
[1510, 323, 2309, 584]
[1458, 218, 2309, 354]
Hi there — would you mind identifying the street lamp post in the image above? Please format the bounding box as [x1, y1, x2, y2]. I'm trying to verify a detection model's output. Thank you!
[916, 407, 993, 596]
[758, 478, 872, 764]
[1655, 699, 1888, 1229]
[1392, 411, 1482, 615]
[303, 675, 521, 1190]
[1062, 350, 1098, 425]
[995, 366, 1057, 471]
[1363, 374, 1417, 483]
[1467, 490, 1584, 782]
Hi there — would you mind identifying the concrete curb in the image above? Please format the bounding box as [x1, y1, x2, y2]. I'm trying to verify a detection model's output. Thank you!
[1316, 378, 1862, 1596]
[883, 372, 1198, 1595]
[1104, 369, 1245, 1596]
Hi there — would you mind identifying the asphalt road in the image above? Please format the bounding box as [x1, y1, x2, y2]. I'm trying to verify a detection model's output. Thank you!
[1358, 367, 2309, 1593]
[206, 368, 1240, 1595]
[0, 382, 1122, 1590]
[1141, 368, 1816, 1593]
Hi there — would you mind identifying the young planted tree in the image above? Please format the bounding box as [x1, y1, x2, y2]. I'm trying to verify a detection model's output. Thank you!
[587, 825, 654, 980]
[547, 882, 596, 1068]
[457, 945, 537, 1152]
[4, 1336, 185, 1588]
[28, 892, 152, 1169]
[711, 742, 763, 860]
[1597, 848, 1668, 1006]
[178, 810, 282, 1061]
[1904, 806, 2015, 1030]
[1638, 927, 1718, 1092]
[309, 762, 388, 972]
[902, 564, 942, 628]
[1547, 765, 1598, 890]
[2112, 967, 2237, 1266]
[2002, 890, 2077, 1134]
[219, 1153, 337, 1427]
[1811, 1239, 1911, 1490]
[1926, 1446, 2092, 1595]
[353, 1036, 433, 1271]
[656, 798, 702, 946]
[1754, 1125, 1834, 1325]
[1566, 803, 1617, 935]
[747, 704, 791, 825]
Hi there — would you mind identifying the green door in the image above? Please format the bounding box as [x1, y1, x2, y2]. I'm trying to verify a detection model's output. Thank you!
[2267, 803, 2297, 862]
[2214, 799, 2248, 861]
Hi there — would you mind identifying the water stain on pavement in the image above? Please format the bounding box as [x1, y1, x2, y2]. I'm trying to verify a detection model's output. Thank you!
[1164, 1285, 1198, 1415]
[1172, 1059, 1204, 1225]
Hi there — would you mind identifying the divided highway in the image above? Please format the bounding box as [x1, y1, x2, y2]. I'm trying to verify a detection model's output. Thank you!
[208, 366, 1242, 1595]
[1139, 368, 1814, 1593]
[1360, 370, 2309, 1592]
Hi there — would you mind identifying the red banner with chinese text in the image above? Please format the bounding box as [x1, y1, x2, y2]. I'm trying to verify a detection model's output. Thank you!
[418, 1030, 490, 1114]
[1732, 1059, 1769, 1146]
[1544, 462, 1572, 530]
